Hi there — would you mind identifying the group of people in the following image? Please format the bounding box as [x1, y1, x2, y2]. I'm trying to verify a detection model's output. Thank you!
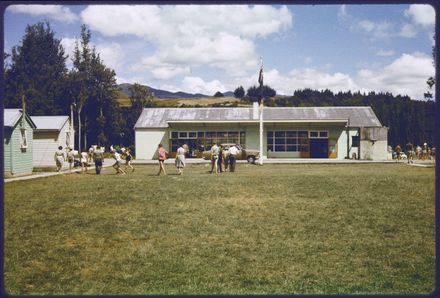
[155, 142, 241, 176]
[393, 142, 436, 163]
[209, 142, 240, 174]
[53, 145, 134, 175]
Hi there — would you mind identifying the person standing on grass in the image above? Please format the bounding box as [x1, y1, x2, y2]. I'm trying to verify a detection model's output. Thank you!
[112, 149, 126, 175]
[406, 142, 414, 164]
[81, 150, 89, 173]
[157, 144, 168, 176]
[183, 143, 189, 158]
[394, 144, 401, 161]
[175, 144, 186, 175]
[93, 145, 104, 175]
[124, 148, 134, 173]
[222, 145, 230, 171]
[67, 148, 75, 173]
[88, 145, 95, 163]
[54, 146, 65, 172]
[228, 145, 240, 172]
[210, 142, 220, 174]
[217, 144, 224, 173]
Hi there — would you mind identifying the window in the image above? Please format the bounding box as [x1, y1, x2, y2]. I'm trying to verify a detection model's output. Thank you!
[169, 130, 246, 152]
[309, 131, 319, 138]
[319, 131, 328, 138]
[309, 130, 328, 139]
[66, 131, 71, 148]
[20, 129, 28, 149]
[268, 130, 302, 152]
[352, 136, 360, 147]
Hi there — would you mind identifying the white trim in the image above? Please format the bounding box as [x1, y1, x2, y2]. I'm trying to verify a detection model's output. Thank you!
[167, 119, 349, 124]
[20, 129, 28, 148]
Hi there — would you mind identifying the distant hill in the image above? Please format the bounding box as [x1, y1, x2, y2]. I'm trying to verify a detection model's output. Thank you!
[117, 83, 232, 99]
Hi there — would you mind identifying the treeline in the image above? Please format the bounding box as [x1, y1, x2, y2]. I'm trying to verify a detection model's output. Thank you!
[261, 89, 435, 147]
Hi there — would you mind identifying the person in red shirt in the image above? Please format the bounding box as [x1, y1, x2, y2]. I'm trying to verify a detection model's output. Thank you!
[157, 144, 168, 176]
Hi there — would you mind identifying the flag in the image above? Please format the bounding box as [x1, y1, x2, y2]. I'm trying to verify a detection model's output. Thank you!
[258, 64, 263, 87]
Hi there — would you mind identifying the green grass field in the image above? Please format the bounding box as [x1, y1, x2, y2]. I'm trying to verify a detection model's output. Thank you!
[4, 163, 436, 295]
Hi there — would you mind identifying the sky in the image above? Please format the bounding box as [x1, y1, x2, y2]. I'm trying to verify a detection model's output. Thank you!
[4, 4, 436, 100]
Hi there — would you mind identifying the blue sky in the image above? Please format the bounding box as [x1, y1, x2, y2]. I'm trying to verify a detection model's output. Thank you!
[4, 4, 435, 99]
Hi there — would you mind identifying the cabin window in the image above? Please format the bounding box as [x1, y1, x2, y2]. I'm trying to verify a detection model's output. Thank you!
[352, 136, 360, 147]
[20, 129, 28, 149]
[66, 131, 71, 148]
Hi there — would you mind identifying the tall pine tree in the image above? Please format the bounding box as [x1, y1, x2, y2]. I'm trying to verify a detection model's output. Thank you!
[5, 22, 68, 115]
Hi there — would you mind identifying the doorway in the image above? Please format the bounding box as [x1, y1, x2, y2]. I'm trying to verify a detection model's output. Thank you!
[310, 139, 328, 158]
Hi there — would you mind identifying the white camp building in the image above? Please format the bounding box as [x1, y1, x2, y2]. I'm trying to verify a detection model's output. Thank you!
[31, 116, 75, 166]
[134, 103, 388, 160]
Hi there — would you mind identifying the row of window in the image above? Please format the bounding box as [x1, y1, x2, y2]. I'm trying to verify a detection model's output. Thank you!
[267, 130, 328, 152]
[170, 131, 246, 152]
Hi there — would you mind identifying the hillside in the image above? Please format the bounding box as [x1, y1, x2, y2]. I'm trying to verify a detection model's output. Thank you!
[115, 83, 237, 107]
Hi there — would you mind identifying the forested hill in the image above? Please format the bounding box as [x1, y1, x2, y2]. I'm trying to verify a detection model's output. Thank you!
[260, 89, 435, 148]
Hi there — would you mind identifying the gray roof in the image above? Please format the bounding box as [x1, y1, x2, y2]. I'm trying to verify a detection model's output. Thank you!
[4, 109, 37, 128]
[134, 106, 382, 129]
[31, 116, 70, 130]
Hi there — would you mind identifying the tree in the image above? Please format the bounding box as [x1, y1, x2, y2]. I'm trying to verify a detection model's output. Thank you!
[69, 24, 121, 149]
[4, 21, 68, 115]
[121, 83, 154, 147]
[214, 91, 224, 97]
[234, 86, 245, 99]
[246, 85, 276, 100]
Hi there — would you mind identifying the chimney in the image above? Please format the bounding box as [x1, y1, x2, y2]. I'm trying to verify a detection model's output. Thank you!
[253, 101, 259, 119]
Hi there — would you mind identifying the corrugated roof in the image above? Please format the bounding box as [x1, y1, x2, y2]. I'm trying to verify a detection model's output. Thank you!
[4, 109, 22, 127]
[31, 116, 69, 130]
[4, 108, 37, 128]
[134, 106, 382, 128]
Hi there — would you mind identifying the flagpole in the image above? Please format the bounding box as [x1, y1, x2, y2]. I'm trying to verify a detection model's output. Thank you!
[259, 57, 264, 165]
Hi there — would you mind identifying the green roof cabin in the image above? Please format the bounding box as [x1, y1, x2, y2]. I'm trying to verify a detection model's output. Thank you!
[4, 108, 37, 178]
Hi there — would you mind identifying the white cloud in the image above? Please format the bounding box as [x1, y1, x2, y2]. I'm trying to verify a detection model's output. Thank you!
[81, 5, 292, 79]
[180, 76, 227, 95]
[354, 20, 392, 40]
[61, 37, 125, 71]
[60, 37, 77, 59]
[399, 23, 417, 38]
[233, 52, 434, 99]
[404, 4, 435, 28]
[7, 4, 78, 23]
[356, 52, 434, 99]
[95, 43, 125, 70]
[376, 50, 395, 57]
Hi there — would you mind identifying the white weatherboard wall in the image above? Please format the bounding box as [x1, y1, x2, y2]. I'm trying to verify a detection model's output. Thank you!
[33, 121, 74, 166]
[336, 129, 359, 159]
[135, 129, 168, 159]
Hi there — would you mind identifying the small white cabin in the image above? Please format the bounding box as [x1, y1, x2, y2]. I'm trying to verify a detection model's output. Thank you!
[31, 116, 75, 166]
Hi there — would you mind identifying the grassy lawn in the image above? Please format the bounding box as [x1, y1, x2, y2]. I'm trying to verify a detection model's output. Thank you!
[4, 163, 435, 295]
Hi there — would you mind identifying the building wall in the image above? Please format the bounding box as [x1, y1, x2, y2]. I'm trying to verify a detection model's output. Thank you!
[4, 119, 34, 177]
[134, 124, 386, 160]
[33, 121, 74, 166]
[135, 129, 168, 159]
[360, 140, 388, 160]
[336, 128, 360, 159]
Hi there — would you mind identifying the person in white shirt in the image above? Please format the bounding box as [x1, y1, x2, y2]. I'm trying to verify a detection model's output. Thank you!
[228, 145, 240, 172]
[81, 151, 88, 173]
[175, 144, 186, 175]
[210, 143, 220, 174]
[112, 150, 126, 175]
